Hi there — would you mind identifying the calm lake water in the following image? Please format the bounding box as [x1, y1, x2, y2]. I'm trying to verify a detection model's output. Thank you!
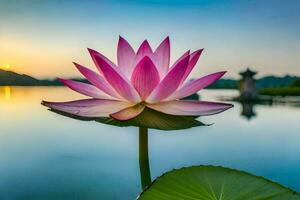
[1, 86, 300, 200]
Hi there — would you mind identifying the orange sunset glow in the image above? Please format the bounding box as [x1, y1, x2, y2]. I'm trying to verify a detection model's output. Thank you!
[0, 64, 11, 71]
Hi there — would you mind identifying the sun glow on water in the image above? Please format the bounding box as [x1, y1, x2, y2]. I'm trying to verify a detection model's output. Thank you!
[4, 86, 11, 100]
[0, 86, 11, 101]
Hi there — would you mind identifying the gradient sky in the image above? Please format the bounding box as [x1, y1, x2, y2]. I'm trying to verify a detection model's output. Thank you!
[0, 0, 299, 79]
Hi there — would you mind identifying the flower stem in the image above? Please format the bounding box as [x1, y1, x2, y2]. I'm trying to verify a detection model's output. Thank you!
[139, 127, 151, 190]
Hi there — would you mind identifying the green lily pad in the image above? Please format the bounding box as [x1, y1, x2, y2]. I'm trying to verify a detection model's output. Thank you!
[138, 165, 300, 200]
[48, 107, 206, 130]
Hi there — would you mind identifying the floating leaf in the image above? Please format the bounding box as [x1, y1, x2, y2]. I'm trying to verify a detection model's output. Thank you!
[138, 165, 300, 200]
[48, 107, 206, 130]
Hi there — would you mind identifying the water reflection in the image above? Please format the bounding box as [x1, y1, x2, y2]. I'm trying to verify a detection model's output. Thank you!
[1, 87, 300, 199]
[240, 102, 256, 120]
[0, 86, 11, 100]
[4, 86, 11, 100]
[237, 100, 300, 121]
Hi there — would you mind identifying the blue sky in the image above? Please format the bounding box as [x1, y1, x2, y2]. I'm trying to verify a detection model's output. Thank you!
[0, 0, 299, 78]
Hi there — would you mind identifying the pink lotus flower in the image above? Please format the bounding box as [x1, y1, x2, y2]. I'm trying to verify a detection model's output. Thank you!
[42, 37, 232, 121]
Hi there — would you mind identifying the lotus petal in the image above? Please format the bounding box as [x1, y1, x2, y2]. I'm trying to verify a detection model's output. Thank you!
[154, 36, 170, 77]
[88, 48, 127, 77]
[93, 54, 141, 102]
[110, 104, 145, 120]
[58, 78, 113, 99]
[42, 99, 133, 117]
[117, 36, 136, 77]
[87, 48, 106, 75]
[146, 53, 190, 103]
[136, 40, 153, 57]
[74, 62, 121, 99]
[170, 50, 190, 70]
[131, 56, 160, 100]
[50, 106, 206, 130]
[180, 49, 203, 84]
[166, 71, 226, 100]
[147, 100, 233, 116]
[134, 40, 153, 68]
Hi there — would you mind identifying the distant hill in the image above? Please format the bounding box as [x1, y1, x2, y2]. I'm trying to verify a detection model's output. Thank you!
[0, 69, 61, 86]
[208, 75, 300, 89]
[256, 75, 299, 88]
[0, 69, 299, 89]
[207, 79, 238, 89]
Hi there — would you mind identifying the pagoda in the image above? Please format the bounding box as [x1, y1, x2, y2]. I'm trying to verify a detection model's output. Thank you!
[239, 68, 258, 100]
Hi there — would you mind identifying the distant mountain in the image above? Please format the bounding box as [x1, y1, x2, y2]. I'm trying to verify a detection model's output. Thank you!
[0, 69, 299, 89]
[208, 75, 300, 89]
[0, 69, 61, 86]
[256, 75, 299, 88]
[207, 79, 238, 89]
